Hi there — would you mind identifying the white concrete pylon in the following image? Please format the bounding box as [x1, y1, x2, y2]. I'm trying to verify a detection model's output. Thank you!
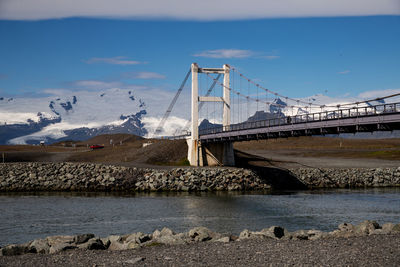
[223, 64, 230, 129]
[188, 63, 231, 166]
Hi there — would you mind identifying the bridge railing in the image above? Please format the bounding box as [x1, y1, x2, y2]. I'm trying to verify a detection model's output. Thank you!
[199, 102, 400, 135]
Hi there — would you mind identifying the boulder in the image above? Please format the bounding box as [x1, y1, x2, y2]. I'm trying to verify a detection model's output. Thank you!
[46, 235, 74, 246]
[108, 241, 127, 251]
[126, 241, 141, 249]
[381, 223, 395, 233]
[49, 243, 77, 254]
[100, 238, 111, 249]
[160, 227, 175, 237]
[124, 232, 151, 244]
[338, 223, 355, 232]
[106, 235, 126, 251]
[78, 238, 106, 250]
[215, 236, 231, 243]
[154, 231, 187, 245]
[152, 230, 161, 239]
[392, 224, 400, 232]
[238, 229, 251, 240]
[74, 234, 95, 245]
[0, 244, 29, 256]
[259, 226, 285, 239]
[355, 220, 380, 235]
[305, 230, 326, 240]
[291, 230, 310, 240]
[188, 227, 215, 242]
[29, 239, 50, 254]
[107, 235, 122, 243]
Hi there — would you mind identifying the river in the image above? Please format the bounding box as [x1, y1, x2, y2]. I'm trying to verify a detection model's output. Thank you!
[1, 188, 400, 246]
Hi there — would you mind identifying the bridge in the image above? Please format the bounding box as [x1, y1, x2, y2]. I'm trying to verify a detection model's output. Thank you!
[158, 63, 400, 167]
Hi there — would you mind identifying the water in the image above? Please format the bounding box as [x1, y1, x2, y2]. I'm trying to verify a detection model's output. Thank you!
[1, 188, 400, 246]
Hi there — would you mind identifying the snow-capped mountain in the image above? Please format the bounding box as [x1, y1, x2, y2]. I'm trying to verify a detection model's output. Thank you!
[0, 87, 191, 144]
[1, 87, 399, 144]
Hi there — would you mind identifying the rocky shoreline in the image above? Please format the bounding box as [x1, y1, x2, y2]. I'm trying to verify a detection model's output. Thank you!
[1, 162, 400, 192]
[0, 162, 270, 192]
[1, 220, 399, 257]
[290, 167, 400, 188]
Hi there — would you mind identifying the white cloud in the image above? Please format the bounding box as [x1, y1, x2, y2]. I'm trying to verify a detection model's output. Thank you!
[358, 88, 400, 99]
[124, 71, 166, 79]
[338, 70, 351, 74]
[68, 80, 151, 91]
[193, 49, 280, 60]
[73, 80, 122, 89]
[84, 56, 142, 65]
[143, 116, 189, 138]
[263, 55, 280, 60]
[194, 49, 254, 59]
[0, 0, 398, 20]
[0, 112, 43, 124]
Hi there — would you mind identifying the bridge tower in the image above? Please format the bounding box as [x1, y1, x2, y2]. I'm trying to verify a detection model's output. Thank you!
[187, 63, 235, 166]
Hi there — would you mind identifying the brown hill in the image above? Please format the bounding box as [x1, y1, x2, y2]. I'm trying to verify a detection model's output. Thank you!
[77, 133, 143, 147]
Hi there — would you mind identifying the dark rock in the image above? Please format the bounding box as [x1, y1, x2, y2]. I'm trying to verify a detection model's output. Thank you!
[0, 244, 29, 256]
[80, 238, 106, 250]
[74, 234, 95, 245]
[260, 226, 285, 239]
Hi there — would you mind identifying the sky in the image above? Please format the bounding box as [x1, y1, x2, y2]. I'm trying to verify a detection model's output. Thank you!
[0, 1, 399, 102]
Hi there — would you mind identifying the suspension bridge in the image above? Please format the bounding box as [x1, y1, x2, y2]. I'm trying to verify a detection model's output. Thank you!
[156, 63, 400, 167]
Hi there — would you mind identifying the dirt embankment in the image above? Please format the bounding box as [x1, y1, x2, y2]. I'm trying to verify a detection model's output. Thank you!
[2, 135, 400, 169]
[234, 136, 400, 169]
[0, 134, 189, 168]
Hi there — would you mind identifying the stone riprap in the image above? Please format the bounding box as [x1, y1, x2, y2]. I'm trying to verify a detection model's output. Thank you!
[290, 167, 400, 188]
[1, 221, 399, 256]
[0, 162, 269, 192]
[1, 163, 400, 192]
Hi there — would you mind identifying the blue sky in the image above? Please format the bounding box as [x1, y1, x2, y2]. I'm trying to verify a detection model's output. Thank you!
[0, 4, 399, 100]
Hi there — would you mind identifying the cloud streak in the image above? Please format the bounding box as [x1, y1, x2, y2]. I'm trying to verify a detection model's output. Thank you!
[194, 49, 254, 59]
[72, 80, 123, 89]
[193, 49, 280, 60]
[358, 88, 400, 99]
[1, 0, 398, 20]
[338, 70, 351, 74]
[84, 56, 142, 65]
[123, 71, 166, 79]
[67, 80, 151, 91]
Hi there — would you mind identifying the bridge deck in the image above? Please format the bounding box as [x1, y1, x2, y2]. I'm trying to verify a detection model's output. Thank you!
[199, 103, 400, 142]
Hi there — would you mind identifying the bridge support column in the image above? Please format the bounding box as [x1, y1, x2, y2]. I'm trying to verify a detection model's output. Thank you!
[187, 63, 200, 166]
[187, 63, 234, 166]
[200, 142, 235, 166]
